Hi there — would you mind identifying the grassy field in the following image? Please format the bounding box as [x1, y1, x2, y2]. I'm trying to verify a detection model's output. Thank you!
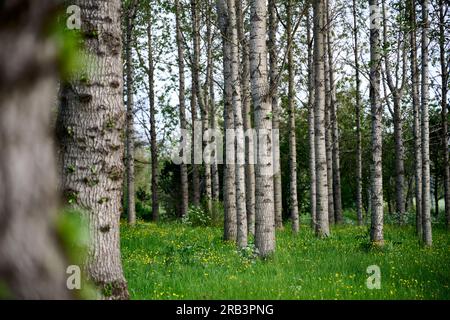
[121, 220, 450, 300]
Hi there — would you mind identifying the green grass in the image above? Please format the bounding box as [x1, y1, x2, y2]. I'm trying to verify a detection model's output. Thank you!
[121, 221, 450, 300]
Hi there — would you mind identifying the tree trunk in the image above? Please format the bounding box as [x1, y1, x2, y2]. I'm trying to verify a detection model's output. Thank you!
[125, 7, 136, 226]
[175, 0, 189, 218]
[307, 5, 317, 229]
[0, 0, 73, 299]
[190, 0, 201, 207]
[236, 0, 256, 236]
[206, 0, 220, 202]
[382, 0, 406, 224]
[250, 0, 276, 256]
[438, 0, 450, 230]
[218, 0, 238, 242]
[58, 0, 129, 299]
[352, 0, 363, 226]
[313, 0, 330, 238]
[269, 0, 284, 230]
[421, 0, 432, 246]
[409, 0, 422, 236]
[207, 0, 220, 203]
[369, 0, 384, 246]
[326, 0, 343, 224]
[227, 0, 248, 248]
[286, 0, 299, 233]
[147, 15, 159, 222]
[323, 8, 334, 225]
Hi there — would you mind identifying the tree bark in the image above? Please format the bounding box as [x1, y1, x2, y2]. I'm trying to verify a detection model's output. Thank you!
[227, 0, 248, 248]
[421, 0, 432, 246]
[236, 0, 256, 237]
[207, 0, 220, 203]
[307, 5, 317, 229]
[147, 13, 159, 222]
[250, 0, 276, 256]
[125, 6, 136, 226]
[190, 0, 201, 207]
[313, 0, 330, 238]
[269, 0, 284, 230]
[0, 0, 73, 299]
[323, 9, 334, 225]
[175, 0, 189, 218]
[409, 0, 422, 236]
[206, 0, 220, 202]
[352, 0, 363, 226]
[382, 0, 406, 224]
[286, 0, 299, 233]
[326, 0, 343, 224]
[58, 0, 129, 299]
[438, 0, 450, 229]
[369, 0, 384, 246]
[218, 0, 238, 242]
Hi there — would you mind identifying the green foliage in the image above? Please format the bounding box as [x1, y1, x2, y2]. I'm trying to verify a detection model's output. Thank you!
[56, 208, 89, 267]
[121, 222, 450, 300]
[46, 12, 86, 80]
[57, 208, 98, 300]
[182, 206, 211, 227]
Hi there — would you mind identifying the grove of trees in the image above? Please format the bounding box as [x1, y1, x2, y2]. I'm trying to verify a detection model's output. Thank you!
[0, 0, 448, 299]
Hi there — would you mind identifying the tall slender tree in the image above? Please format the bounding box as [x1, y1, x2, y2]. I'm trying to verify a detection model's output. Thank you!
[326, 0, 343, 224]
[227, 0, 248, 248]
[307, 5, 317, 229]
[190, 0, 201, 207]
[286, 0, 299, 233]
[313, 0, 330, 238]
[218, 0, 238, 242]
[147, 7, 159, 222]
[175, 0, 189, 218]
[125, 2, 137, 226]
[369, 0, 384, 246]
[206, 0, 220, 203]
[352, 0, 364, 226]
[250, 0, 276, 255]
[382, 0, 407, 224]
[421, 0, 432, 246]
[409, 0, 422, 236]
[438, 0, 449, 229]
[269, 0, 284, 230]
[323, 17, 335, 225]
[236, 0, 256, 236]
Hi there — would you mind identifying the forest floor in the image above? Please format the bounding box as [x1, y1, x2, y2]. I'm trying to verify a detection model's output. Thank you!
[121, 217, 450, 300]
